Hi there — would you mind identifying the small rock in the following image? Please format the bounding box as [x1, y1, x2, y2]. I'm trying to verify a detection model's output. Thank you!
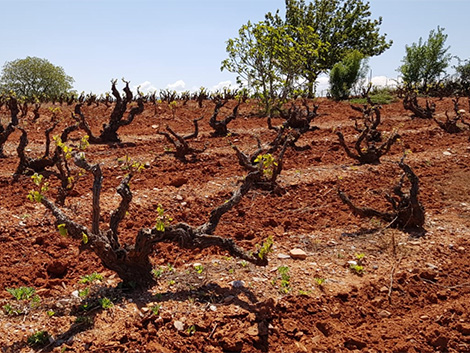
[458, 246, 466, 252]
[378, 310, 391, 318]
[151, 125, 158, 129]
[443, 151, 452, 156]
[174, 321, 185, 331]
[175, 194, 183, 201]
[170, 178, 188, 188]
[231, 280, 245, 288]
[252, 277, 267, 282]
[209, 305, 217, 312]
[277, 253, 290, 259]
[289, 248, 307, 260]
[420, 315, 429, 320]
[379, 286, 389, 293]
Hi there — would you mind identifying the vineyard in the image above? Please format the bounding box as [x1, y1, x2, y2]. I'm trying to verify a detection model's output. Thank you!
[0, 91, 470, 352]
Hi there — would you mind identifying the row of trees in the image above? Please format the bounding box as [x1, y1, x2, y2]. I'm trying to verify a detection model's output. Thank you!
[221, 0, 390, 110]
[222, 0, 469, 105]
[1, 1, 469, 106]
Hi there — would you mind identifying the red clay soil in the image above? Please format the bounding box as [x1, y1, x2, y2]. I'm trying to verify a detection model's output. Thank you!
[0, 97, 470, 352]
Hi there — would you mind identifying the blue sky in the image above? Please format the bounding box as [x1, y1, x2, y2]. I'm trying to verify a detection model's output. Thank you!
[1, 0, 468, 95]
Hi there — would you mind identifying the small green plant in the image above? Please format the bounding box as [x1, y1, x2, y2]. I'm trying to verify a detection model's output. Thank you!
[240, 260, 248, 268]
[78, 287, 89, 298]
[2, 303, 20, 315]
[117, 155, 145, 173]
[254, 153, 277, 177]
[79, 303, 90, 312]
[6, 286, 36, 301]
[168, 279, 176, 286]
[350, 264, 364, 275]
[152, 267, 164, 278]
[80, 272, 103, 284]
[167, 263, 175, 272]
[30, 294, 41, 308]
[194, 264, 204, 274]
[27, 330, 49, 347]
[258, 236, 274, 260]
[27, 173, 49, 202]
[151, 304, 161, 316]
[155, 205, 173, 232]
[314, 278, 326, 286]
[169, 101, 178, 118]
[277, 266, 291, 294]
[355, 253, 365, 264]
[79, 135, 90, 150]
[82, 232, 89, 245]
[187, 325, 196, 335]
[46, 310, 55, 317]
[57, 223, 68, 237]
[53, 135, 73, 159]
[98, 297, 113, 309]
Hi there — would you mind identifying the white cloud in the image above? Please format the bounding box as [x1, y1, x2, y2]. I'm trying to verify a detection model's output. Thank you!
[211, 80, 233, 92]
[166, 80, 186, 92]
[315, 74, 330, 96]
[133, 81, 157, 94]
[369, 75, 399, 88]
[313, 74, 400, 97]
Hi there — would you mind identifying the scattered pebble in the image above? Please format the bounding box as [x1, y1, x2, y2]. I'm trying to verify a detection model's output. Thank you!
[378, 310, 392, 318]
[379, 286, 389, 293]
[174, 321, 184, 331]
[231, 280, 245, 288]
[289, 248, 307, 260]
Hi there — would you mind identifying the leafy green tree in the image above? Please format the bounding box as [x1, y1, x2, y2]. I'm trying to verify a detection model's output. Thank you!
[329, 50, 368, 100]
[221, 19, 321, 115]
[284, 0, 392, 97]
[0, 57, 74, 100]
[455, 59, 470, 94]
[398, 27, 452, 92]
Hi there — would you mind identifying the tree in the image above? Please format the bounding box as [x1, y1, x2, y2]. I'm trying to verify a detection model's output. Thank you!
[398, 27, 452, 92]
[0, 57, 74, 100]
[284, 0, 391, 97]
[30, 153, 270, 286]
[73, 80, 144, 143]
[455, 59, 470, 95]
[222, 0, 391, 100]
[221, 19, 321, 115]
[329, 50, 368, 100]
